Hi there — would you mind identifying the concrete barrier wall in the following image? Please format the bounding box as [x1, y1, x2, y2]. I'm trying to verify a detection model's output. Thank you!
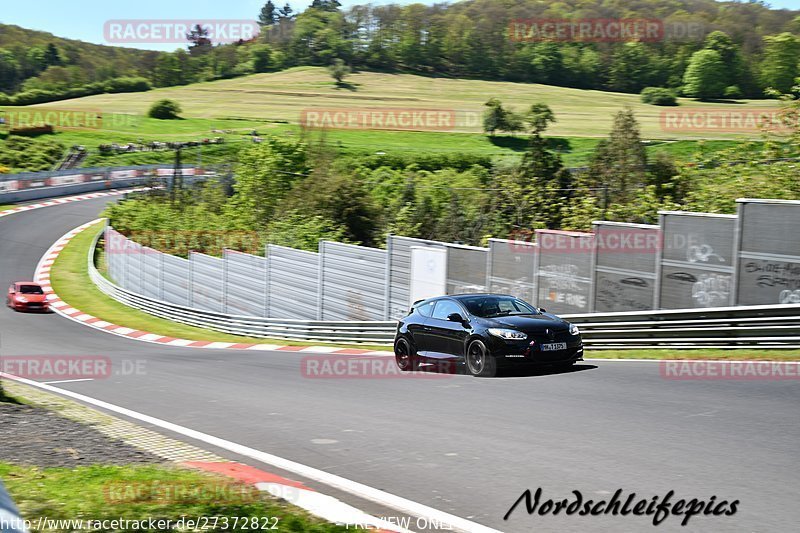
[102, 199, 800, 320]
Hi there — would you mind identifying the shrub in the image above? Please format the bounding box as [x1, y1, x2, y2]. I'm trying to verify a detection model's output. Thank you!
[641, 87, 678, 106]
[11, 89, 59, 105]
[105, 77, 152, 93]
[724, 85, 743, 99]
[148, 99, 182, 120]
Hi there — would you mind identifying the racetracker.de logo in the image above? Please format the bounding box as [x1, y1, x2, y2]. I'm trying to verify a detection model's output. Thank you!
[660, 109, 795, 133]
[104, 20, 260, 44]
[660, 360, 800, 380]
[0, 109, 104, 130]
[509, 18, 664, 42]
[300, 108, 461, 131]
[108, 230, 263, 256]
[0, 356, 113, 380]
[103, 481, 263, 505]
[301, 355, 454, 379]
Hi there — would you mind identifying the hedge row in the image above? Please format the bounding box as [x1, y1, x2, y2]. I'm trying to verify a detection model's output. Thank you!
[0, 77, 151, 106]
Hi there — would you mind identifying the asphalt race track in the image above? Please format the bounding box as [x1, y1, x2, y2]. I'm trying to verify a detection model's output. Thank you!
[1, 197, 799, 532]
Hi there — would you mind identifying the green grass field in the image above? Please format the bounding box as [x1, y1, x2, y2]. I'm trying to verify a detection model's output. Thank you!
[24, 67, 780, 139]
[1, 67, 777, 169]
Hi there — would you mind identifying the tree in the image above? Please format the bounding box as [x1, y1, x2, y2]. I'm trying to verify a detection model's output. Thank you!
[761, 33, 800, 94]
[279, 3, 294, 19]
[0, 49, 20, 92]
[328, 58, 351, 84]
[485, 103, 567, 231]
[608, 42, 665, 93]
[43, 43, 62, 66]
[251, 45, 273, 72]
[148, 99, 182, 119]
[524, 103, 556, 136]
[289, 8, 351, 65]
[186, 24, 213, 56]
[259, 1, 277, 26]
[587, 108, 648, 210]
[310, 0, 341, 12]
[483, 98, 505, 136]
[702, 31, 741, 88]
[153, 52, 184, 87]
[266, 212, 349, 251]
[683, 49, 727, 100]
[482, 98, 523, 136]
[227, 137, 309, 228]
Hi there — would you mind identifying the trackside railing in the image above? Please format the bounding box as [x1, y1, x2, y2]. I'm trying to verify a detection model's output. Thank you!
[88, 230, 800, 348]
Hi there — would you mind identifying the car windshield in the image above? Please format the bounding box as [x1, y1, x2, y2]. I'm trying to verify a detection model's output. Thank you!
[460, 296, 538, 318]
[19, 285, 43, 295]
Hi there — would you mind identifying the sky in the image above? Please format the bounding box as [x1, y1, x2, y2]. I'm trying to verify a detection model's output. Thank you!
[1, 0, 798, 51]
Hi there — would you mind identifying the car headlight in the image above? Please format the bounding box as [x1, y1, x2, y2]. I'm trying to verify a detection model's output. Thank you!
[569, 324, 580, 336]
[16, 296, 28, 303]
[488, 328, 527, 340]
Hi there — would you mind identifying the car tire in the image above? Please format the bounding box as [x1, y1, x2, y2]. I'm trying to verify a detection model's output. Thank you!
[394, 337, 418, 372]
[466, 339, 497, 377]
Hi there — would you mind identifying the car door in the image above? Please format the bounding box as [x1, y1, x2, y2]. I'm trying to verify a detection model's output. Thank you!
[426, 298, 471, 361]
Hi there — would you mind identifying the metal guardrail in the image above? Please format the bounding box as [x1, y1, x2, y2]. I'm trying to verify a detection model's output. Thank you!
[563, 306, 800, 349]
[88, 231, 800, 349]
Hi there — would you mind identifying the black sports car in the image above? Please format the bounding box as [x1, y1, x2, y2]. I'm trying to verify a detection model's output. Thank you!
[394, 294, 583, 377]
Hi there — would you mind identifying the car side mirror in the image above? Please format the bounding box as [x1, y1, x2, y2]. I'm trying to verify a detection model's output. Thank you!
[538, 308, 547, 313]
[447, 312, 465, 323]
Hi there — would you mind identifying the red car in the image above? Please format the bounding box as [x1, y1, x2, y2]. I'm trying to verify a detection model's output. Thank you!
[6, 281, 50, 312]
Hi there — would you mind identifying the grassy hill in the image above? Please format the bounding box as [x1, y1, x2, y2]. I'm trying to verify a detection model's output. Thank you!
[32, 67, 780, 140]
[1, 67, 781, 171]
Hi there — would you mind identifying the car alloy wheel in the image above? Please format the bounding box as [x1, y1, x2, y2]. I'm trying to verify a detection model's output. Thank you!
[394, 338, 417, 371]
[466, 340, 496, 377]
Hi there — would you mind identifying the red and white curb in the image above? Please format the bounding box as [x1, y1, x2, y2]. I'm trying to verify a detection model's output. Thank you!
[34, 220, 392, 356]
[182, 462, 409, 532]
[0, 189, 140, 219]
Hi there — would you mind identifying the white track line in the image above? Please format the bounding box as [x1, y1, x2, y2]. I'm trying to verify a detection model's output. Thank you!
[0, 372, 501, 533]
[41, 378, 94, 385]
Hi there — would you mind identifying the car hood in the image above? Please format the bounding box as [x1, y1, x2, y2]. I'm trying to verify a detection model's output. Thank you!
[481, 314, 568, 332]
[17, 293, 47, 302]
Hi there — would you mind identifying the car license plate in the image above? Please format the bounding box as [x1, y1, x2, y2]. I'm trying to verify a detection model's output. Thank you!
[541, 342, 567, 351]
